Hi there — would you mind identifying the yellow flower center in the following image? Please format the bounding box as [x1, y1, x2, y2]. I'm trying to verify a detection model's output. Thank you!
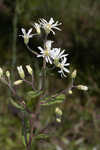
[57, 63, 62, 68]
[44, 50, 49, 56]
[46, 24, 51, 30]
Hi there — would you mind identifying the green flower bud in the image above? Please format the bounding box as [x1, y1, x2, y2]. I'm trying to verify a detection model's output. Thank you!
[26, 65, 33, 75]
[77, 85, 88, 91]
[6, 70, 10, 79]
[0, 68, 3, 78]
[56, 118, 61, 123]
[55, 107, 62, 116]
[71, 70, 77, 79]
[14, 80, 23, 85]
[17, 66, 25, 79]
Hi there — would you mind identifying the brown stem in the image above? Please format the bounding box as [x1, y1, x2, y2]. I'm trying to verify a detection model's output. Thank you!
[26, 45, 39, 56]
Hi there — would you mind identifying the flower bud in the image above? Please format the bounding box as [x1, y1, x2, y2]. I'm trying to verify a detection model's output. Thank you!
[77, 85, 88, 91]
[56, 118, 61, 123]
[17, 66, 25, 79]
[55, 107, 62, 116]
[0, 68, 3, 78]
[34, 23, 41, 35]
[71, 70, 77, 79]
[6, 70, 10, 79]
[14, 80, 23, 85]
[68, 90, 72, 94]
[26, 65, 33, 75]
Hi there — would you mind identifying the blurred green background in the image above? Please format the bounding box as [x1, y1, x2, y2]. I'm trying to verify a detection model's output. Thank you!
[0, 0, 100, 150]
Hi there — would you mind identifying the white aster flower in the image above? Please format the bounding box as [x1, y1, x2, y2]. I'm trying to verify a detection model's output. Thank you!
[57, 57, 70, 77]
[51, 48, 68, 62]
[33, 23, 41, 35]
[40, 17, 61, 35]
[19, 28, 34, 45]
[37, 40, 53, 64]
[37, 47, 52, 64]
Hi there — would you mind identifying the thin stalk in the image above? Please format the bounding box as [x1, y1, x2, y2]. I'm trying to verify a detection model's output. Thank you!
[12, 0, 18, 81]
[32, 72, 35, 90]
[26, 45, 38, 56]
[42, 34, 48, 93]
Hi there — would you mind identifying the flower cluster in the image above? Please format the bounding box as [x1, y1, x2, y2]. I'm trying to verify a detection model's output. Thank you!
[20, 17, 70, 77]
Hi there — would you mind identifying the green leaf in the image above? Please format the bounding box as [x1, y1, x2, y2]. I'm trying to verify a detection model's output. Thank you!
[55, 94, 65, 100]
[41, 94, 65, 106]
[35, 134, 49, 140]
[10, 98, 24, 110]
[26, 90, 43, 111]
[26, 90, 43, 101]
[22, 133, 30, 146]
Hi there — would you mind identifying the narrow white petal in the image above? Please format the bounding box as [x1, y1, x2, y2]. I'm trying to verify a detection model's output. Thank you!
[27, 28, 32, 36]
[49, 18, 54, 24]
[38, 46, 44, 52]
[63, 67, 70, 73]
[52, 26, 61, 31]
[64, 63, 70, 66]
[21, 28, 26, 35]
[50, 29, 55, 35]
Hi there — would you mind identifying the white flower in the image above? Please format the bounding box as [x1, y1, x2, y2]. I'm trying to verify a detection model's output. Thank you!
[40, 17, 61, 35]
[17, 65, 25, 79]
[33, 23, 41, 35]
[19, 28, 33, 44]
[57, 57, 70, 77]
[37, 47, 52, 64]
[37, 40, 53, 64]
[51, 48, 68, 61]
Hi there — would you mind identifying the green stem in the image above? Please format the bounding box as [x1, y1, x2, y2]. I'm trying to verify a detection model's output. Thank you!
[12, 0, 18, 81]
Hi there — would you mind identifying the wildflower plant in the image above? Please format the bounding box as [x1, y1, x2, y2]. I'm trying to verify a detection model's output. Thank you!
[0, 17, 88, 150]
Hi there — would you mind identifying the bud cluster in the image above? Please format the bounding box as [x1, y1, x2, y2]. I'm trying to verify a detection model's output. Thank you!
[55, 107, 63, 123]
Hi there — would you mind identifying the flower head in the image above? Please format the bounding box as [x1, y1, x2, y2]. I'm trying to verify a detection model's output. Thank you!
[33, 23, 41, 35]
[57, 57, 70, 77]
[19, 28, 33, 45]
[51, 48, 68, 63]
[40, 17, 61, 35]
[37, 40, 53, 64]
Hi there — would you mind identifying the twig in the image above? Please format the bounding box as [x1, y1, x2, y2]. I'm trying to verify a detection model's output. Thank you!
[26, 45, 39, 56]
